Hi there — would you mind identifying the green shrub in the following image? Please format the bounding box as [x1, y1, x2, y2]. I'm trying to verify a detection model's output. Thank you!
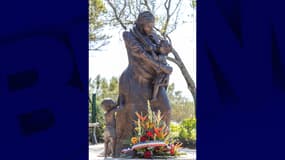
[179, 118, 196, 141]
[94, 101, 105, 143]
[170, 118, 196, 149]
[170, 122, 180, 139]
[179, 118, 196, 148]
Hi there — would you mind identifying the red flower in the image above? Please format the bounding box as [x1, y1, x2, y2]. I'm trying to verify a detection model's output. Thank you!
[146, 131, 153, 138]
[144, 150, 152, 158]
[170, 144, 175, 156]
[140, 136, 147, 142]
[170, 148, 175, 155]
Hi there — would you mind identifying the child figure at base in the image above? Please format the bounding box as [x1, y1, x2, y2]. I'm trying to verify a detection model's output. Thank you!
[101, 98, 118, 158]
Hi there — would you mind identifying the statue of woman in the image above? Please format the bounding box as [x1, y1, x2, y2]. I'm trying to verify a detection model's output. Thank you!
[114, 11, 173, 157]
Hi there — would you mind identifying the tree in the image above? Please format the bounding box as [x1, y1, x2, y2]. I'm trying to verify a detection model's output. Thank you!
[88, 75, 101, 112]
[89, 0, 110, 50]
[89, 76, 105, 142]
[89, 75, 119, 106]
[105, 0, 197, 107]
[167, 83, 195, 122]
[89, 76, 120, 142]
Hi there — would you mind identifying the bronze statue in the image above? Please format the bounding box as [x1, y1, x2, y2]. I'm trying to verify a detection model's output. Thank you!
[151, 39, 172, 103]
[101, 98, 117, 158]
[111, 11, 173, 157]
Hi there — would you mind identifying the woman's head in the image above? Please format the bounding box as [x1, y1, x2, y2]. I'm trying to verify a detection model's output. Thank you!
[135, 11, 155, 35]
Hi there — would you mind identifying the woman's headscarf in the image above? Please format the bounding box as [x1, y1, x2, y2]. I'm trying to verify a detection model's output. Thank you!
[135, 11, 155, 34]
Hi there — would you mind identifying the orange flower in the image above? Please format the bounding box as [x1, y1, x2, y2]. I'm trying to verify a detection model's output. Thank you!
[176, 142, 183, 148]
[131, 137, 138, 144]
[159, 132, 168, 139]
[135, 112, 147, 122]
[163, 131, 168, 137]
[154, 127, 166, 139]
[170, 143, 183, 156]
[154, 127, 163, 135]
[157, 133, 163, 139]
[173, 142, 183, 152]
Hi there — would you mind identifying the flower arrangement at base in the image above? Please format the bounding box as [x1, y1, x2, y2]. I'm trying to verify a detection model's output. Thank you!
[120, 101, 183, 159]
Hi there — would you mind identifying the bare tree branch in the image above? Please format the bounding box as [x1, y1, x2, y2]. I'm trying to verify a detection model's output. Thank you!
[164, 0, 170, 11]
[167, 2, 182, 35]
[106, 0, 127, 30]
[119, 0, 127, 18]
[162, 0, 171, 36]
[143, 0, 152, 11]
[165, 33, 196, 104]
[136, 0, 141, 13]
[166, 56, 179, 65]
[170, 0, 182, 16]
[128, 0, 135, 18]
[150, 0, 156, 12]
[89, 35, 110, 51]
[171, 48, 196, 105]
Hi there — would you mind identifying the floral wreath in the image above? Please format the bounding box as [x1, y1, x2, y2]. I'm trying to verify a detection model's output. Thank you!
[120, 101, 183, 159]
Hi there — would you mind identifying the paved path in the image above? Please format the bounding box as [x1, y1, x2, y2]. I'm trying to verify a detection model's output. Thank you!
[89, 144, 196, 160]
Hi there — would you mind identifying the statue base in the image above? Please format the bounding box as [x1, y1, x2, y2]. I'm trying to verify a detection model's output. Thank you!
[89, 144, 195, 160]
